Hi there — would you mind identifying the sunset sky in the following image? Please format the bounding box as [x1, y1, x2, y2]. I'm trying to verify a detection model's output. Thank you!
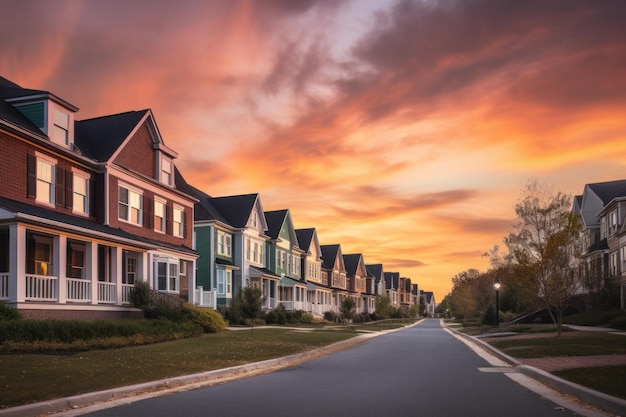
[2, 0, 626, 302]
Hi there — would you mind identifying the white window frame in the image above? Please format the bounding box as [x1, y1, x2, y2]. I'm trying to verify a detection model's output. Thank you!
[154, 198, 166, 233]
[154, 257, 179, 293]
[67, 241, 86, 279]
[173, 205, 184, 238]
[52, 108, 70, 145]
[217, 231, 231, 257]
[36, 155, 56, 206]
[72, 170, 89, 216]
[160, 156, 172, 186]
[118, 184, 143, 225]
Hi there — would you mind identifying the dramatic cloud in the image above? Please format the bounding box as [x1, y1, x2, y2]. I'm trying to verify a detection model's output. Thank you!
[2, 0, 625, 300]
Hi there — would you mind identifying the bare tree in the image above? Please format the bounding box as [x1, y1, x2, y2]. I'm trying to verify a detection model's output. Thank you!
[504, 178, 584, 336]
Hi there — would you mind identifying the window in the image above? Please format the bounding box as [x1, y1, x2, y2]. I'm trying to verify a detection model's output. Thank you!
[610, 252, 619, 276]
[36, 158, 55, 205]
[155, 258, 179, 292]
[52, 108, 69, 145]
[217, 231, 231, 256]
[119, 185, 142, 225]
[154, 199, 166, 233]
[67, 241, 86, 279]
[123, 252, 137, 285]
[217, 269, 233, 296]
[73, 173, 89, 215]
[26, 233, 53, 276]
[160, 157, 172, 186]
[173, 206, 184, 237]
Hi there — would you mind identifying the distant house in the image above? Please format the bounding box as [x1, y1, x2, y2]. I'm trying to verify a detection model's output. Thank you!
[175, 173, 238, 308]
[365, 264, 387, 301]
[209, 194, 278, 309]
[384, 272, 400, 307]
[343, 253, 375, 314]
[577, 179, 626, 308]
[421, 291, 436, 317]
[320, 244, 348, 313]
[296, 228, 331, 317]
[264, 209, 306, 311]
[0, 76, 197, 319]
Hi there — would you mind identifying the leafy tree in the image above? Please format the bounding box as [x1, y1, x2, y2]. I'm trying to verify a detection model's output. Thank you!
[375, 296, 393, 319]
[340, 297, 356, 323]
[504, 178, 584, 336]
[231, 286, 265, 336]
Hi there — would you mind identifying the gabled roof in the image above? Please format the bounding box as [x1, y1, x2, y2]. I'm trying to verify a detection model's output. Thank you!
[74, 110, 149, 162]
[0, 76, 78, 111]
[422, 291, 435, 304]
[320, 244, 342, 270]
[384, 272, 399, 290]
[210, 193, 263, 229]
[586, 180, 626, 205]
[343, 254, 363, 277]
[366, 264, 384, 282]
[264, 209, 289, 240]
[295, 228, 315, 252]
[174, 168, 230, 224]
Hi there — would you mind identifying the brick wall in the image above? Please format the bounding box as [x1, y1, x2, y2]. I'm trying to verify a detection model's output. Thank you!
[113, 123, 155, 178]
[18, 308, 144, 320]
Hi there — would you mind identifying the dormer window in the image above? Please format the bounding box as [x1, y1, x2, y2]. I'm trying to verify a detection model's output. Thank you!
[160, 156, 172, 186]
[52, 109, 70, 145]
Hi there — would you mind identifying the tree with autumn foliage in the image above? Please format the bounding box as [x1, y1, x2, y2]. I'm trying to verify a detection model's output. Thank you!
[504, 178, 585, 336]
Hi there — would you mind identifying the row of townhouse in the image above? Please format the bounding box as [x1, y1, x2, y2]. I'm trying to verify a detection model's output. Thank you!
[574, 179, 626, 309]
[0, 75, 433, 320]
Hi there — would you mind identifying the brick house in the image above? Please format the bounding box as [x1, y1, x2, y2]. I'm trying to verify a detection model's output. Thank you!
[0, 76, 197, 319]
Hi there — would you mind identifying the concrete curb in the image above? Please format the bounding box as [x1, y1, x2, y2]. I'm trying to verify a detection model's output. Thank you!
[447, 326, 626, 416]
[1, 322, 421, 417]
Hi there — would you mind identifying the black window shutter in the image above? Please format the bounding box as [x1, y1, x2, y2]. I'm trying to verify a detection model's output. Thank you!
[26, 154, 36, 198]
[143, 195, 153, 229]
[182, 210, 187, 237]
[55, 166, 65, 208]
[65, 170, 73, 211]
[166, 203, 173, 235]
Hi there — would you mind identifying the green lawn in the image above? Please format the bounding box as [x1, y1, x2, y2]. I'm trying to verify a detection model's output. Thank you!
[554, 366, 626, 400]
[0, 328, 359, 409]
[487, 331, 626, 400]
[487, 331, 626, 358]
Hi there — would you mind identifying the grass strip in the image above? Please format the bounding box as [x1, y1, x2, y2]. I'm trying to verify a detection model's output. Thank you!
[554, 366, 626, 400]
[0, 328, 358, 409]
[487, 332, 626, 358]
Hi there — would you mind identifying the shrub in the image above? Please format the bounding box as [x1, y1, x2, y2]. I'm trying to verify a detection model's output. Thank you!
[129, 281, 153, 309]
[323, 311, 338, 323]
[0, 302, 20, 320]
[300, 313, 315, 324]
[609, 315, 626, 330]
[182, 304, 227, 333]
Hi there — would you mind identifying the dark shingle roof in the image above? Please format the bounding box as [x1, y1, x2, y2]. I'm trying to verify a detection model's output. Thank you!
[320, 244, 340, 270]
[295, 228, 315, 252]
[587, 180, 626, 205]
[264, 209, 288, 240]
[75, 110, 148, 162]
[384, 272, 399, 289]
[174, 168, 230, 224]
[366, 264, 383, 281]
[343, 254, 362, 276]
[210, 194, 259, 228]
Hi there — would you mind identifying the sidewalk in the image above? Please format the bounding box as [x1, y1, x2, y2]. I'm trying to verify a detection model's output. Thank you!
[453, 325, 626, 416]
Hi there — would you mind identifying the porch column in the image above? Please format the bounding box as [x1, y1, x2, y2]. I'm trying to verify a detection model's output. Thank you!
[112, 246, 122, 305]
[139, 251, 148, 284]
[8, 224, 25, 303]
[188, 258, 196, 304]
[56, 235, 67, 304]
[88, 242, 98, 304]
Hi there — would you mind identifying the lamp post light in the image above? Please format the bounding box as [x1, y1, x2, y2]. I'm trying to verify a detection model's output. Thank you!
[493, 277, 501, 327]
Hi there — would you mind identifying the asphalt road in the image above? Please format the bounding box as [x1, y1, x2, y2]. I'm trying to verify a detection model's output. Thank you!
[76, 319, 587, 417]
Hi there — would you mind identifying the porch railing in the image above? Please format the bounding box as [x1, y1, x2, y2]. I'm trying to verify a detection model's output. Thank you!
[0, 273, 8, 300]
[121, 284, 133, 305]
[194, 286, 217, 308]
[98, 282, 116, 304]
[280, 300, 307, 311]
[25, 274, 57, 301]
[67, 278, 91, 302]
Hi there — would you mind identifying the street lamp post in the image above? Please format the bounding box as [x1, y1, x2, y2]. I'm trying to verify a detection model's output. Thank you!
[493, 277, 501, 327]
